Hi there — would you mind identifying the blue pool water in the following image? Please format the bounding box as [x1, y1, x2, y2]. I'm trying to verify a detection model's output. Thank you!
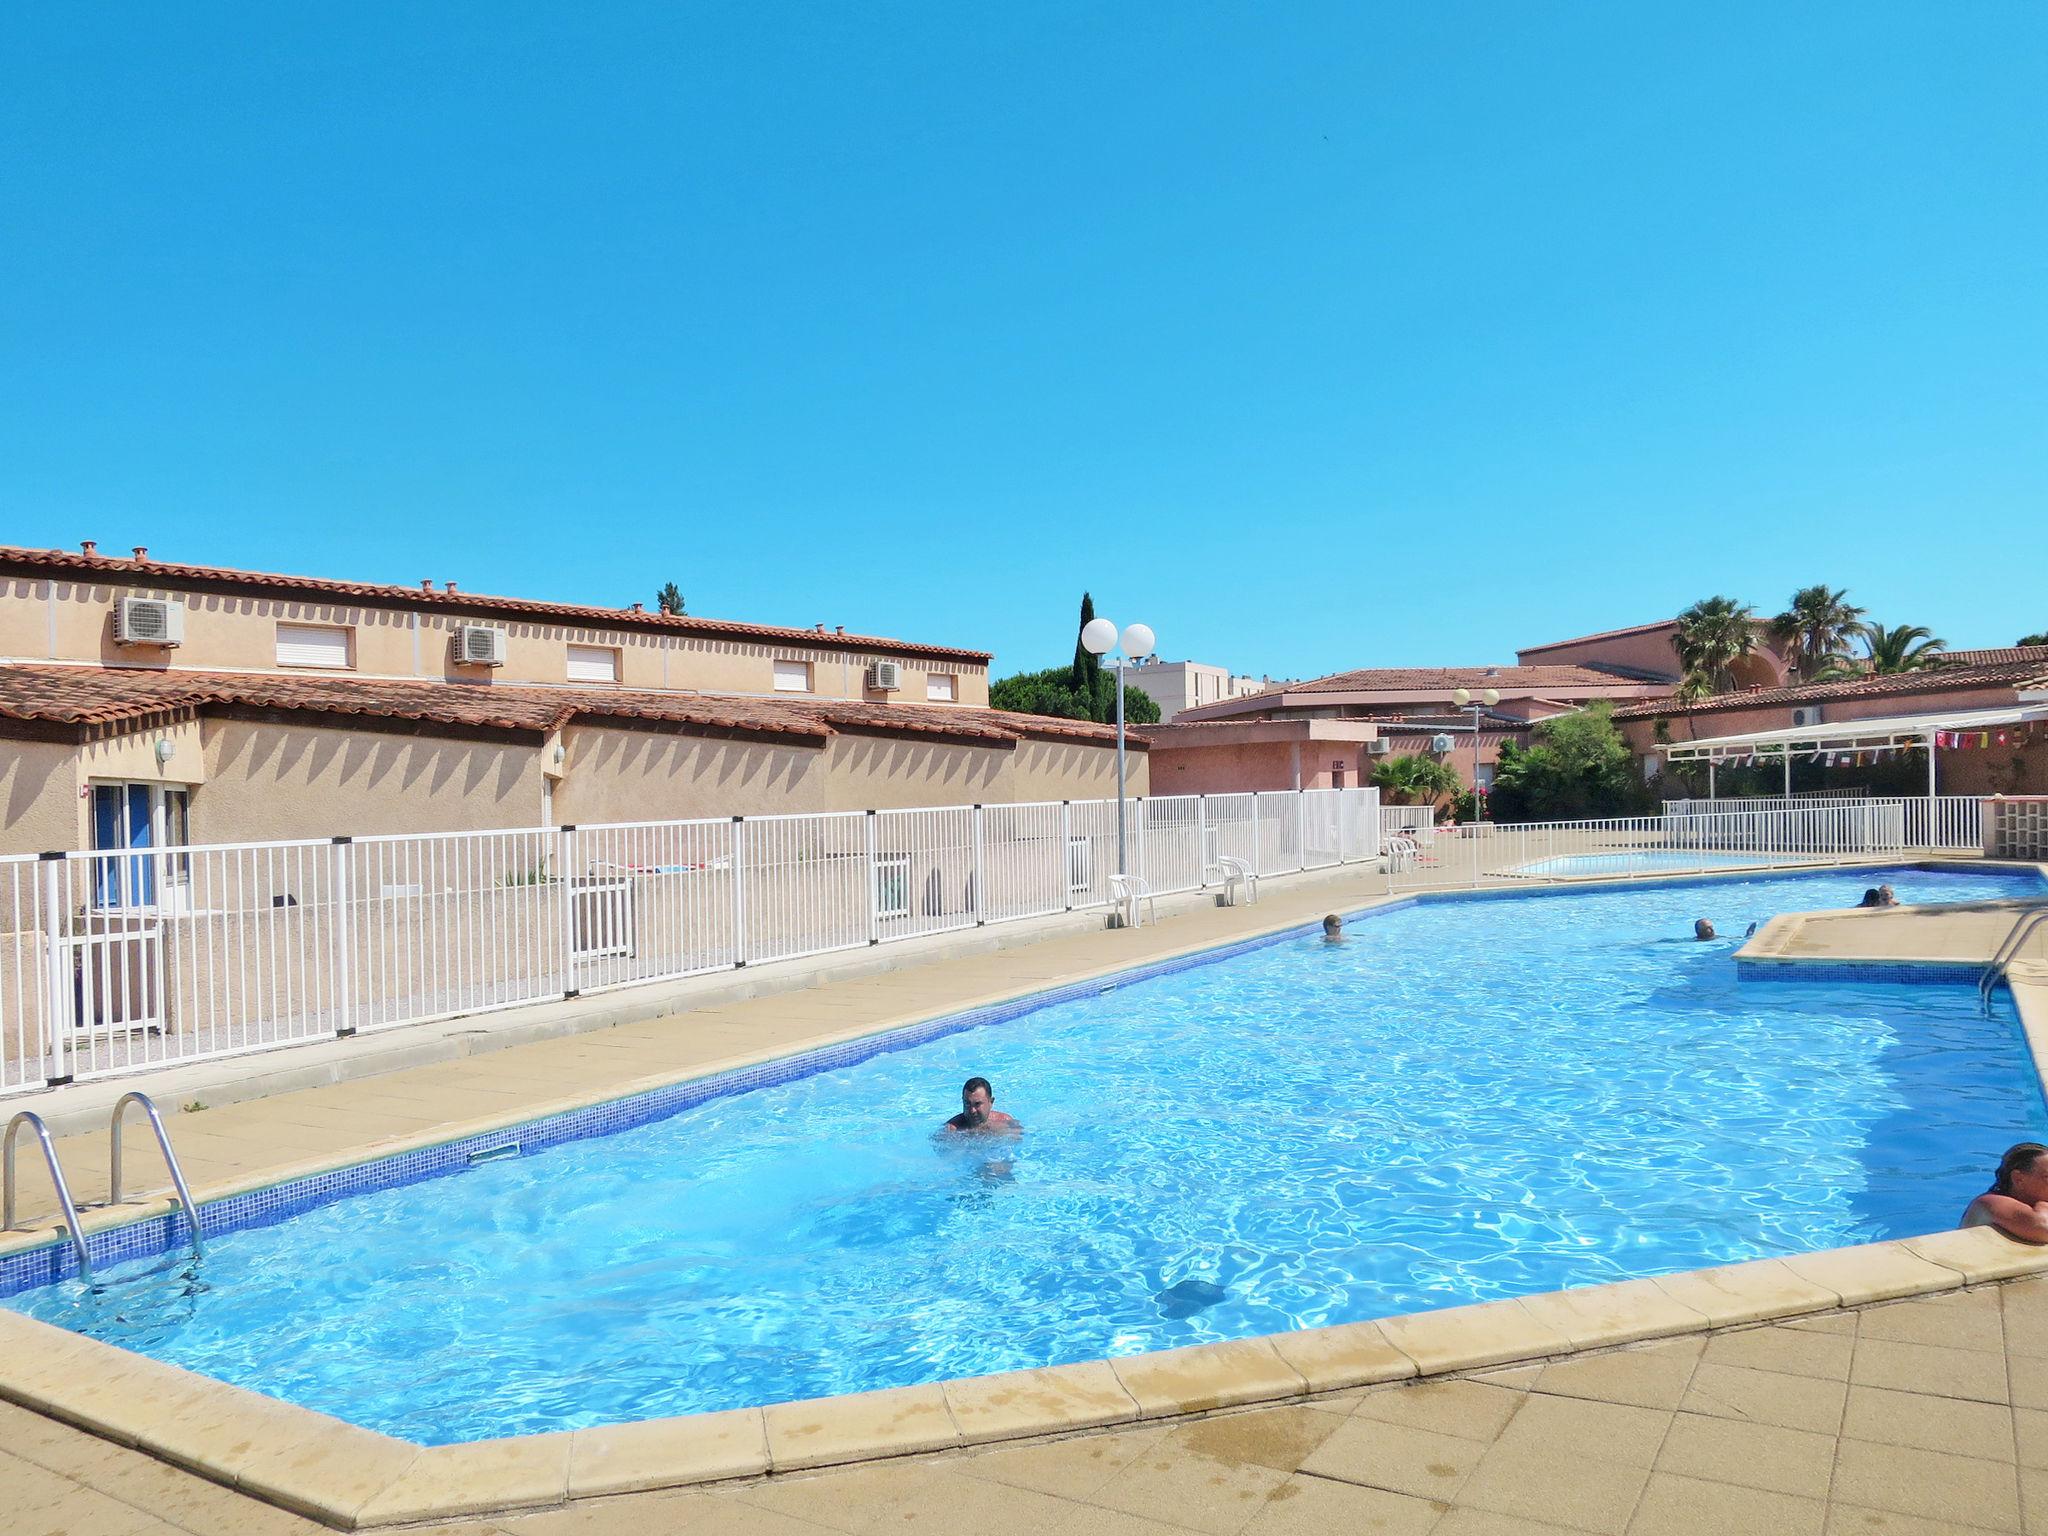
[1515, 850, 1808, 876]
[12, 865, 2046, 1443]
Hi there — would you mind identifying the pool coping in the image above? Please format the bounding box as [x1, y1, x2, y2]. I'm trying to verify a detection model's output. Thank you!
[4, 858, 2048, 1528]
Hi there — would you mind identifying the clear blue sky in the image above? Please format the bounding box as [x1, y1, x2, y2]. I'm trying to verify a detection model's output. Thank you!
[4, 4, 2045, 680]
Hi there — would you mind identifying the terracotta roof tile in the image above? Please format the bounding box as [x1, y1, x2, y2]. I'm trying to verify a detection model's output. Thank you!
[0, 665, 1137, 750]
[0, 545, 990, 664]
[1610, 657, 2048, 720]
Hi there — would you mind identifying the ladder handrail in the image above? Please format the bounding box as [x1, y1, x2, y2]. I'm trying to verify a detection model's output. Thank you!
[1981, 905, 2048, 1015]
[110, 1091, 204, 1258]
[3, 1110, 95, 1283]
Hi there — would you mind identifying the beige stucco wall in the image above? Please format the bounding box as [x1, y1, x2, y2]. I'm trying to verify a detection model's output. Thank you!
[4, 574, 990, 706]
[553, 727, 1143, 824]
[0, 738, 83, 856]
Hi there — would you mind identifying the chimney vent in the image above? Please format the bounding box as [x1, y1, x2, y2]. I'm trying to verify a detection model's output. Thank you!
[815, 622, 826, 633]
[80, 540, 98, 556]
[444, 581, 457, 593]
[835, 625, 845, 635]
[132, 546, 148, 562]
[630, 602, 644, 613]
[421, 579, 434, 592]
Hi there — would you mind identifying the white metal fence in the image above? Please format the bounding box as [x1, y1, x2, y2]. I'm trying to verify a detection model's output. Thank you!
[1662, 796, 1985, 852]
[1385, 799, 1994, 890]
[0, 787, 1382, 1098]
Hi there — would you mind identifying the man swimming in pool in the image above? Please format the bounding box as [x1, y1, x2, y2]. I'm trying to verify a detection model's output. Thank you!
[942, 1076, 1021, 1136]
[1962, 1143, 2048, 1242]
[1693, 918, 1716, 941]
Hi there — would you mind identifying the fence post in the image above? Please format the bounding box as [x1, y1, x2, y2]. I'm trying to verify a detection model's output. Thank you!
[865, 810, 880, 944]
[558, 825, 580, 997]
[1296, 790, 1307, 872]
[1197, 796, 1208, 888]
[39, 854, 69, 1086]
[1251, 804, 1261, 879]
[730, 817, 748, 968]
[331, 837, 355, 1036]
[971, 805, 985, 926]
[1060, 801, 1073, 910]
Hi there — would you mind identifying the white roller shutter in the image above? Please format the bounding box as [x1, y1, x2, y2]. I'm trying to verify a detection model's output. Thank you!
[276, 623, 351, 669]
[567, 644, 619, 683]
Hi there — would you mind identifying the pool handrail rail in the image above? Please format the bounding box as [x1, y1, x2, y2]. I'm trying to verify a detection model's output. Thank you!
[109, 1090, 205, 1258]
[3, 1109, 95, 1282]
[1981, 904, 2048, 1016]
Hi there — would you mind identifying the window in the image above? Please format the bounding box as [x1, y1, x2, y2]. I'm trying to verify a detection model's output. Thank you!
[874, 853, 911, 919]
[90, 783, 191, 909]
[925, 673, 956, 703]
[275, 622, 351, 669]
[773, 659, 811, 693]
[567, 644, 619, 684]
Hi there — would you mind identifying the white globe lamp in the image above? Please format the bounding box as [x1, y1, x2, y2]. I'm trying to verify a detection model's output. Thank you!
[1120, 623, 1155, 660]
[1081, 617, 1118, 656]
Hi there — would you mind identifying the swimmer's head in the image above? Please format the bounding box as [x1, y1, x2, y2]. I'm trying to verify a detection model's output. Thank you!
[960, 1076, 995, 1127]
[1995, 1143, 2048, 1201]
[1693, 919, 1716, 941]
[1322, 914, 1343, 936]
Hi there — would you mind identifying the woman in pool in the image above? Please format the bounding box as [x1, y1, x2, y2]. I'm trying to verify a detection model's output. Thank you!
[1961, 1143, 2048, 1242]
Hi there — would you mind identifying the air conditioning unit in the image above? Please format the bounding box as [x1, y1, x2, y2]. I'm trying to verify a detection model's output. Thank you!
[868, 661, 903, 692]
[452, 624, 507, 666]
[1431, 734, 1455, 754]
[112, 597, 184, 647]
[1791, 705, 1822, 728]
[1365, 739, 1391, 756]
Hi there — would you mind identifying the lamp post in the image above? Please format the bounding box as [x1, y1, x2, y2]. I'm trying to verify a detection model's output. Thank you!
[1450, 686, 1499, 821]
[1081, 616, 1155, 876]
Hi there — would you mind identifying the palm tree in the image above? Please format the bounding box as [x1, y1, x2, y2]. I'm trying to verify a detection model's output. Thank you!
[1770, 586, 1864, 680]
[1674, 597, 1758, 694]
[1371, 754, 1460, 806]
[1857, 622, 1946, 675]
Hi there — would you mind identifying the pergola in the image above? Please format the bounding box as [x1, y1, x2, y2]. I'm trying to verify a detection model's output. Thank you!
[1661, 704, 2048, 798]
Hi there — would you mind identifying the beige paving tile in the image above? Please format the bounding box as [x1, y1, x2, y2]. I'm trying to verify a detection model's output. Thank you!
[1843, 1385, 2014, 1461]
[1851, 1336, 2008, 1404]
[1781, 1243, 1964, 1308]
[1651, 1258, 1837, 1328]
[1829, 1438, 2022, 1531]
[1452, 1441, 1652, 1535]
[357, 1436, 573, 1524]
[1377, 1299, 1572, 1375]
[1699, 1324, 1854, 1381]
[1532, 1338, 1702, 1411]
[2005, 1284, 2048, 1360]
[1519, 1279, 1709, 1350]
[1084, 1436, 1294, 1536]
[1299, 1416, 1486, 1500]
[1434, 1512, 1605, 1536]
[959, 1427, 1167, 1499]
[2016, 1355, 2048, 1410]
[1680, 1361, 1847, 1434]
[762, 1384, 959, 1472]
[1240, 1472, 1444, 1535]
[831, 1465, 1084, 1533]
[734, 1458, 945, 1532]
[1350, 1377, 1527, 1441]
[1652, 1412, 1835, 1499]
[1857, 1287, 2005, 1352]
[943, 1361, 1138, 1444]
[1627, 1470, 1823, 1536]
[1824, 1504, 2005, 1536]
[1160, 1407, 1343, 1475]
[566, 1407, 769, 1495]
[1778, 1310, 1860, 1336]
[1109, 1338, 1306, 1419]
[1266, 1320, 1415, 1393]
[11, 1485, 164, 1536]
[2018, 1408, 2048, 1471]
[1490, 1394, 1672, 1470]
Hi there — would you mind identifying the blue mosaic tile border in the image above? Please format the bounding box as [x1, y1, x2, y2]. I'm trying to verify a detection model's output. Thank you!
[1, 858, 2029, 1297]
[1736, 958, 1984, 987]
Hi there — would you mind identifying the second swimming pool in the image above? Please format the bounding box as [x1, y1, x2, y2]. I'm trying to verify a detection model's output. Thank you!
[10, 863, 2044, 1442]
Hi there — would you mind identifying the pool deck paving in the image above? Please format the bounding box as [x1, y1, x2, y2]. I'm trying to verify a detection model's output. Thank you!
[4, 856, 2048, 1532]
[15, 1276, 2048, 1534]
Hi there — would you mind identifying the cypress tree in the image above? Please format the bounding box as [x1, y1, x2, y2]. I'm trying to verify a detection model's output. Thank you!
[1070, 590, 1110, 720]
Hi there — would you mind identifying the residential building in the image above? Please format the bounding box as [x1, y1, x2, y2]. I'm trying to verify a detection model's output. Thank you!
[0, 543, 1145, 855]
[1120, 659, 1290, 721]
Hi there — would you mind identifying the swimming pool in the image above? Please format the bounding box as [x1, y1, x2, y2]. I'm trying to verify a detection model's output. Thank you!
[9, 863, 2044, 1444]
[1512, 850, 1811, 877]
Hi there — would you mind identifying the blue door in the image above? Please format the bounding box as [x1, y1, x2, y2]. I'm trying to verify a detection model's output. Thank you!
[91, 784, 156, 908]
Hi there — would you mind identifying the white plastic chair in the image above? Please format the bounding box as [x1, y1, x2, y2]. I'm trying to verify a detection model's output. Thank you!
[1107, 872, 1158, 929]
[1203, 854, 1258, 907]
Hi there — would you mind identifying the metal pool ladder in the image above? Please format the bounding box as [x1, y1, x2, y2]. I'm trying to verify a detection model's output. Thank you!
[110, 1091, 205, 1259]
[1981, 907, 2048, 1016]
[3, 1110, 96, 1283]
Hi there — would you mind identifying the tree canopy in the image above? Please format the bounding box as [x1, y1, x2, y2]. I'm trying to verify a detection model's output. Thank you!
[1486, 703, 1650, 823]
[654, 582, 685, 616]
[990, 592, 1159, 725]
[1674, 596, 1758, 693]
